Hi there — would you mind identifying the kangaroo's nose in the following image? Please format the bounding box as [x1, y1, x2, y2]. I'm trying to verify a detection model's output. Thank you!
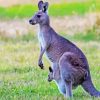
[29, 19, 32, 24]
[29, 19, 37, 25]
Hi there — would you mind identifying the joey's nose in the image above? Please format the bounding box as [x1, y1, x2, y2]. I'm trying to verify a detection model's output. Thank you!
[48, 78, 52, 82]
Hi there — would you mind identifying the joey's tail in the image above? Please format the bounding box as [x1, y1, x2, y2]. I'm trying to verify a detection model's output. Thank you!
[82, 77, 100, 97]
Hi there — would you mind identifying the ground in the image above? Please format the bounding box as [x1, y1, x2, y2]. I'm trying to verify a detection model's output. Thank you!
[0, 33, 100, 100]
[0, 1, 100, 100]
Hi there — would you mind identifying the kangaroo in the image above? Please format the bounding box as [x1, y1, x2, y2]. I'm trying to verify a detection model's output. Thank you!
[29, 0, 100, 98]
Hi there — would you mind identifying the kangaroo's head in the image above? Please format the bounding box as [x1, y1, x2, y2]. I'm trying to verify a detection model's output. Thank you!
[29, 1, 49, 26]
[48, 67, 53, 82]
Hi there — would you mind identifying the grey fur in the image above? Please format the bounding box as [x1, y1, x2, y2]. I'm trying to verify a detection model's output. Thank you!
[29, 0, 100, 98]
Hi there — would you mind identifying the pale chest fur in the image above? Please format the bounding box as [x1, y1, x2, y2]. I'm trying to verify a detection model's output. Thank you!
[38, 32, 46, 48]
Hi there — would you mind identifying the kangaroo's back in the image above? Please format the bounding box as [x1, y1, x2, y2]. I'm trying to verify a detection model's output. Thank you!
[46, 28, 89, 69]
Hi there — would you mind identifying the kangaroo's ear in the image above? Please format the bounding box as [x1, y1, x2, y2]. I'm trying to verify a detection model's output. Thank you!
[49, 67, 53, 72]
[42, 2, 49, 13]
[38, 0, 43, 10]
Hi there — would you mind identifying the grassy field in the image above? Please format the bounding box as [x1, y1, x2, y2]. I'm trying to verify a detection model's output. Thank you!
[0, 1, 100, 18]
[0, 1, 100, 100]
[0, 33, 100, 100]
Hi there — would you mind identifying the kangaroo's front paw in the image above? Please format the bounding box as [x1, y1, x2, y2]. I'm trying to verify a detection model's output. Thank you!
[38, 61, 44, 69]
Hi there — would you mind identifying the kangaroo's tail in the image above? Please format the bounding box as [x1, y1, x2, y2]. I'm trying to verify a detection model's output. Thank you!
[82, 77, 100, 97]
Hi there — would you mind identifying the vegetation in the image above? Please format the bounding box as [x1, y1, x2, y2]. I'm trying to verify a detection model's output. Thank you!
[0, 33, 100, 100]
[0, 1, 100, 19]
[0, 1, 100, 100]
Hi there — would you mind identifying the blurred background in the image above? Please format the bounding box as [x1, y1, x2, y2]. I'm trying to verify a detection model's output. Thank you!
[0, 0, 100, 100]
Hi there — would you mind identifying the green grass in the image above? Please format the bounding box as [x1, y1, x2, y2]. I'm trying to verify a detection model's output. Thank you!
[59, 29, 100, 42]
[0, 33, 100, 100]
[73, 31, 100, 42]
[0, 1, 100, 19]
[0, 1, 100, 99]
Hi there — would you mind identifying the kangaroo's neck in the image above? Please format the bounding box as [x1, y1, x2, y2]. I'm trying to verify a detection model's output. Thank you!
[39, 24, 51, 33]
[39, 24, 58, 37]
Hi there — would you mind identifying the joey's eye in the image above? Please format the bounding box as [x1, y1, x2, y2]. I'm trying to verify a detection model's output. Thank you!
[37, 15, 41, 18]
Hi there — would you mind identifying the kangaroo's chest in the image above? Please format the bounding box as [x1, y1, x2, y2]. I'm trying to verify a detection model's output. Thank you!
[38, 32, 46, 48]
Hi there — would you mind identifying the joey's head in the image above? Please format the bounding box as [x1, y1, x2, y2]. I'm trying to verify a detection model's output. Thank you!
[29, 1, 50, 26]
[48, 67, 53, 82]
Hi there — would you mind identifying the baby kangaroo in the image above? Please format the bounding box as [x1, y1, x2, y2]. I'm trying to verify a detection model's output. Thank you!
[29, 0, 100, 98]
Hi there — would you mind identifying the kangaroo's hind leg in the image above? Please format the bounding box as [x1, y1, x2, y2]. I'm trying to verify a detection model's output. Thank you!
[59, 53, 74, 98]
[59, 52, 87, 98]
[51, 63, 66, 95]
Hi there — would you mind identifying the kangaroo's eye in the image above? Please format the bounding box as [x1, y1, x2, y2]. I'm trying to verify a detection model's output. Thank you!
[37, 15, 41, 18]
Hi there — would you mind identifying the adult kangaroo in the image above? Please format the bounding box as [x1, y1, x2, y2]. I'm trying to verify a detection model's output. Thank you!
[29, 0, 100, 98]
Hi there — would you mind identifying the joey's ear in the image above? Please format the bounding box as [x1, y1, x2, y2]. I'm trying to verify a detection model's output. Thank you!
[42, 2, 49, 12]
[38, 0, 43, 10]
[49, 67, 53, 72]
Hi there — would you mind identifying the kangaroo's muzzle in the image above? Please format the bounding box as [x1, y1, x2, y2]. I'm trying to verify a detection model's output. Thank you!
[48, 77, 52, 82]
[29, 19, 37, 25]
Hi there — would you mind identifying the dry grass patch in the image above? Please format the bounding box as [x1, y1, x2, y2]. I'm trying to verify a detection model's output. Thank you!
[0, 13, 100, 38]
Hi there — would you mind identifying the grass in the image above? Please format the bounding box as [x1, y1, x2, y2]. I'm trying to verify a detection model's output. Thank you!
[0, 33, 100, 100]
[73, 31, 100, 42]
[0, 1, 100, 19]
[0, 1, 100, 99]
